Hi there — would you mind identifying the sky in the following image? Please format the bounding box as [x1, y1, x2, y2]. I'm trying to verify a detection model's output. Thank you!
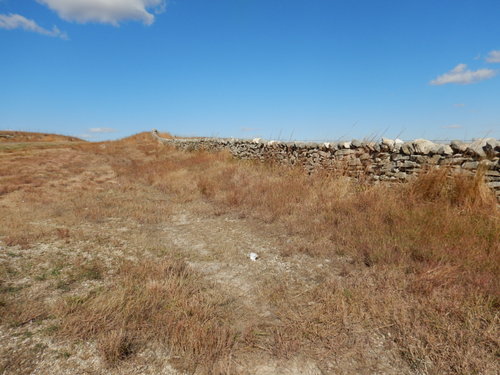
[0, 0, 499, 142]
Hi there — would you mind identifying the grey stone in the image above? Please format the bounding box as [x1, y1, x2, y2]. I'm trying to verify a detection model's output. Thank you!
[391, 154, 409, 161]
[401, 142, 414, 155]
[440, 157, 465, 166]
[362, 141, 377, 151]
[381, 138, 395, 148]
[427, 155, 442, 164]
[485, 170, 500, 177]
[462, 161, 479, 169]
[492, 140, 500, 152]
[351, 139, 362, 148]
[487, 181, 500, 188]
[411, 155, 428, 163]
[483, 139, 499, 157]
[380, 143, 392, 152]
[466, 138, 498, 158]
[413, 139, 439, 155]
[450, 140, 468, 153]
[393, 139, 404, 152]
[335, 149, 355, 156]
[401, 161, 419, 169]
[437, 145, 453, 155]
[380, 163, 394, 173]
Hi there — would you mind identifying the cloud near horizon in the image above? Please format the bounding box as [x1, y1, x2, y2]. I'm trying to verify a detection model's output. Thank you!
[37, 0, 166, 26]
[442, 124, 463, 129]
[0, 13, 67, 39]
[486, 50, 500, 63]
[430, 63, 496, 85]
[89, 127, 116, 133]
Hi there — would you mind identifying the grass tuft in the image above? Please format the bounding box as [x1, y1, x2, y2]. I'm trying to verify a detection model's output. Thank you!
[54, 258, 237, 373]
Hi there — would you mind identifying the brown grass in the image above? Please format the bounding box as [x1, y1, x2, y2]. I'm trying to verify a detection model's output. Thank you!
[0, 132, 498, 374]
[54, 258, 237, 373]
[121, 145, 498, 285]
[0, 131, 83, 143]
[113, 142, 498, 373]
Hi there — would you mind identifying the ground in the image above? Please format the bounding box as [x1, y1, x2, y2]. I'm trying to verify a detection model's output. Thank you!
[0, 133, 498, 374]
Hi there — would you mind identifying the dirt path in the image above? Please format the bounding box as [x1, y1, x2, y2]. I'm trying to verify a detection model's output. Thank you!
[157, 204, 411, 375]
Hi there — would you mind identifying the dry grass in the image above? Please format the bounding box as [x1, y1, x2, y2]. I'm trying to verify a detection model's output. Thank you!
[0, 131, 83, 143]
[115, 141, 498, 373]
[0, 132, 498, 374]
[122, 144, 498, 284]
[263, 266, 498, 373]
[54, 258, 237, 373]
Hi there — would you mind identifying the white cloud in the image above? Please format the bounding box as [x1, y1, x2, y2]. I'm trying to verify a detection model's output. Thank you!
[453, 103, 465, 108]
[442, 124, 463, 129]
[430, 64, 496, 85]
[0, 13, 67, 39]
[486, 50, 500, 63]
[37, 0, 166, 26]
[89, 127, 116, 133]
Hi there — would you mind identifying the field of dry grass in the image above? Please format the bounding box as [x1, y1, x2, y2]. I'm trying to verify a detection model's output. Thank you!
[0, 131, 498, 374]
[0, 131, 83, 144]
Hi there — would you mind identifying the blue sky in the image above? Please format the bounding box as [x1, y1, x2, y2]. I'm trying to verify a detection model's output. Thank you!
[1, 0, 499, 141]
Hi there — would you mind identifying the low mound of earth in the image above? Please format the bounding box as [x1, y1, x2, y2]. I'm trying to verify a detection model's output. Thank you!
[0, 132, 497, 375]
[0, 131, 83, 143]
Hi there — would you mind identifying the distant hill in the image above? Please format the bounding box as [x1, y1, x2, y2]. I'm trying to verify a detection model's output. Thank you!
[0, 131, 84, 143]
[114, 131, 173, 143]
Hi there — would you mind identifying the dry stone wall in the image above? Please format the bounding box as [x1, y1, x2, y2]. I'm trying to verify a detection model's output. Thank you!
[152, 130, 500, 200]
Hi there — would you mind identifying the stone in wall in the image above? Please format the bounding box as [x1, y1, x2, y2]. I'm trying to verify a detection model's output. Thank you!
[151, 130, 500, 201]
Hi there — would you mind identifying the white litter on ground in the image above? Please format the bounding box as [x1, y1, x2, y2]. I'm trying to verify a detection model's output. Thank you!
[248, 252, 259, 261]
